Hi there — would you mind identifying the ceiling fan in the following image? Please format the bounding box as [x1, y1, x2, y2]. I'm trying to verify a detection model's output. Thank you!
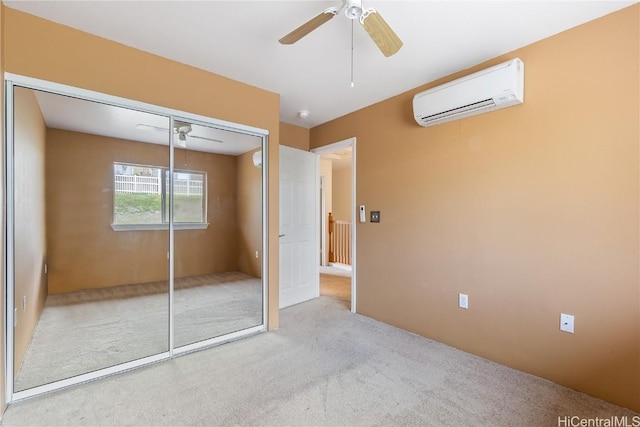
[279, 0, 403, 57]
[136, 121, 223, 148]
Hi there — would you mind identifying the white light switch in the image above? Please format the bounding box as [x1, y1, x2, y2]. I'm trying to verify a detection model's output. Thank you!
[560, 313, 574, 333]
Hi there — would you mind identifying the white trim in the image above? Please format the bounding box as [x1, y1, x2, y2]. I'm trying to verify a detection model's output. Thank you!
[111, 223, 209, 231]
[311, 137, 357, 313]
[11, 351, 171, 402]
[262, 135, 269, 329]
[168, 116, 175, 355]
[5, 81, 15, 403]
[351, 139, 357, 313]
[173, 324, 265, 355]
[329, 262, 352, 271]
[319, 175, 327, 266]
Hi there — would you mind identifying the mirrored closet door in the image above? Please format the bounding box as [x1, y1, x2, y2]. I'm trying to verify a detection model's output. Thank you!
[6, 78, 266, 399]
[172, 121, 264, 348]
[11, 87, 171, 392]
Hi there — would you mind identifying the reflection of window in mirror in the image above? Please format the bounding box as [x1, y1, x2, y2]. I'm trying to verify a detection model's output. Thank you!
[167, 170, 207, 224]
[112, 162, 208, 229]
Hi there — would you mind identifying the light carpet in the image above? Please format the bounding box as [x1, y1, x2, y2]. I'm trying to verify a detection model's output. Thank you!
[3, 295, 637, 426]
[15, 271, 262, 392]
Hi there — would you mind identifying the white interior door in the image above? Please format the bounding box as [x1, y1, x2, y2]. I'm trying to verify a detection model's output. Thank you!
[279, 146, 318, 308]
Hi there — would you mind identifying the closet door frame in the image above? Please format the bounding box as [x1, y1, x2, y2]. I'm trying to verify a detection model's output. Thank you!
[4, 74, 269, 403]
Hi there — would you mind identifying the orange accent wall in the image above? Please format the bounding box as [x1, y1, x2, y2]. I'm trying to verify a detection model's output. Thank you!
[46, 128, 248, 293]
[332, 166, 352, 222]
[280, 122, 310, 151]
[2, 6, 280, 328]
[237, 149, 263, 278]
[311, 5, 640, 411]
[13, 87, 47, 377]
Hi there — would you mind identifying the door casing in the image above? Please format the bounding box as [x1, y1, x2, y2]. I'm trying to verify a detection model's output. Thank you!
[311, 137, 356, 313]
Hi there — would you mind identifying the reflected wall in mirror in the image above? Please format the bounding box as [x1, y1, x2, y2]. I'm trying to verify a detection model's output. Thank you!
[171, 121, 263, 347]
[13, 87, 171, 391]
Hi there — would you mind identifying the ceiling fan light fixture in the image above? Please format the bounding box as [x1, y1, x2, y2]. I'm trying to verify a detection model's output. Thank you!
[279, 0, 402, 57]
[345, 0, 363, 19]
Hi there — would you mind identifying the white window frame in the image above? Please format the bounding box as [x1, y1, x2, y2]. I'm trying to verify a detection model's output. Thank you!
[111, 162, 209, 231]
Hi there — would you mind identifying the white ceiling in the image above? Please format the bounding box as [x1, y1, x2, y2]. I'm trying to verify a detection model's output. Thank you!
[5, 1, 636, 129]
[32, 89, 262, 155]
[322, 146, 353, 170]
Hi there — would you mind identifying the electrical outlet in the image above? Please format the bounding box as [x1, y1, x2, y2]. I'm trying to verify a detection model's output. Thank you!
[23, 295, 26, 312]
[459, 293, 469, 309]
[560, 313, 574, 333]
[255, 250, 259, 259]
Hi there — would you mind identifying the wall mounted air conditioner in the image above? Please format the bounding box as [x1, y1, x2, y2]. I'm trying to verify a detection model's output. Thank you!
[413, 58, 524, 127]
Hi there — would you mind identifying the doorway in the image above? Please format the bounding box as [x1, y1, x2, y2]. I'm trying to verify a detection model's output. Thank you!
[312, 138, 356, 313]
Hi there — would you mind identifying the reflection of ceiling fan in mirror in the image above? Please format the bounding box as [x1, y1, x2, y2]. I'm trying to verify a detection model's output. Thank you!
[279, 0, 402, 57]
[136, 121, 223, 148]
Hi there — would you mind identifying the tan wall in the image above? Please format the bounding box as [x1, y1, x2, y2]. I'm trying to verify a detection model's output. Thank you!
[46, 128, 240, 293]
[173, 147, 239, 281]
[311, 5, 640, 412]
[13, 87, 47, 376]
[3, 6, 280, 328]
[331, 166, 352, 222]
[280, 122, 310, 151]
[237, 149, 262, 278]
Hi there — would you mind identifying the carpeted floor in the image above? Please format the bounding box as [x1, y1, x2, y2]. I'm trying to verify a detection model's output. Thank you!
[15, 271, 262, 392]
[3, 296, 637, 426]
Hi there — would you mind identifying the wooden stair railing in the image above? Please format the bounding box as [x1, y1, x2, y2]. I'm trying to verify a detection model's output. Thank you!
[328, 212, 352, 265]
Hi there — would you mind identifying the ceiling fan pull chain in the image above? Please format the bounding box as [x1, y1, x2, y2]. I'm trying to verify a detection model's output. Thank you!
[351, 19, 355, 88]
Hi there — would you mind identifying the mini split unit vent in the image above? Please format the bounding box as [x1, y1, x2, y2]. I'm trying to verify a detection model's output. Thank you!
[413, 58, 524, 127]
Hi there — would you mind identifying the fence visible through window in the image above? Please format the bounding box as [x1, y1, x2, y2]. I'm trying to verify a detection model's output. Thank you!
[114, 174, 204, 196]
[113, 163, 206, 226]
[114, 175, 161, 194]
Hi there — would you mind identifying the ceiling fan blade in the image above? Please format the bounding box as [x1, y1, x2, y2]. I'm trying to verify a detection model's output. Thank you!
[360, 9, 403, 57]
[188, 134, 223, 143]
[279, 7, 338, 45]
[136, 123, 170, 133]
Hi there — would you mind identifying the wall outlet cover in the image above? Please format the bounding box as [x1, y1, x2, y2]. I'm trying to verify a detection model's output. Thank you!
[459, 293, 469, 309]
[560, 313, 574, 334]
